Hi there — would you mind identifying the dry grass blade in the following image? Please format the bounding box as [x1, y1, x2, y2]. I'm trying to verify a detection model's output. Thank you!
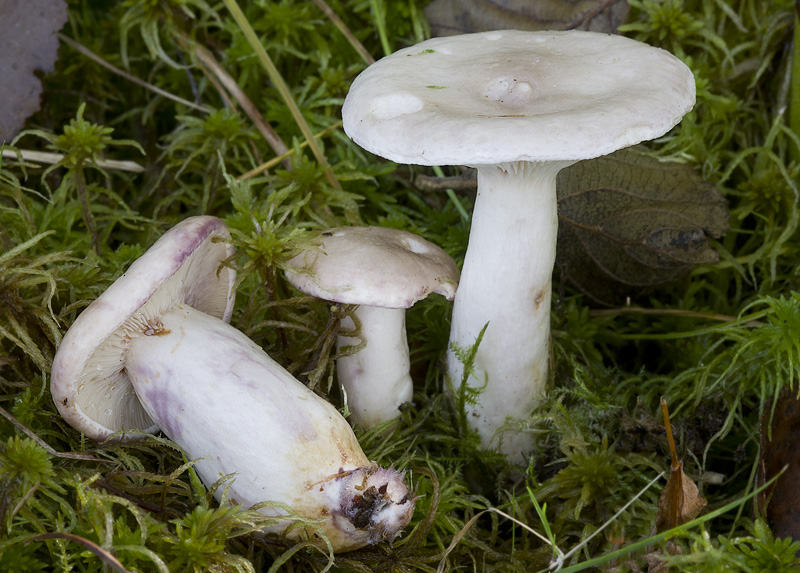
[27, 532, 132, 572]
[436, 508, 554, 573]
[238, 121, 343, 181]
[190, 41, 290, 161]
[311, 0, 375, 65]
[58, 33, 211, 114]
[222, 0, 341, 190]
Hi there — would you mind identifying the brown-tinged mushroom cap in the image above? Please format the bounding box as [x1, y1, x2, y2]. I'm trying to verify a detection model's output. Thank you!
[284, 226, 459, 308]
[51, 216, 236, 441]
[342, 30, 696, 166]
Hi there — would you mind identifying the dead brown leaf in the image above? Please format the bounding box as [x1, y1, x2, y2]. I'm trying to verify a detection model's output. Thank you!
[557, 149, 728, 305]
[655, 398, 707, 533]
[655, 459, 707, 533]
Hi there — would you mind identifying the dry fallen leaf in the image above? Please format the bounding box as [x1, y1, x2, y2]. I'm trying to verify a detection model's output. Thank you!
[424, 0, 630, 37]
[0, 0, 68, 143]
[656, 461, 707, 533]
[645, 399, 706, 573]
[556, 149, 729, 305]
[655, 398, 707, 534]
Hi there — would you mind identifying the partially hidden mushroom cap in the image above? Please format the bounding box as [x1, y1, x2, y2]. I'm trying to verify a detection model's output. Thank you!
[51, 216, 236, 441]
[342, 30, 696, 166]
[284, 226, 459, 308]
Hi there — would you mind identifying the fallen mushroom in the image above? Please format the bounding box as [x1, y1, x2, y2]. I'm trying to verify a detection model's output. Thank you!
[285, 226, 459, 429]
[50, 216, 414, 552]
[342, 30, 696, 462]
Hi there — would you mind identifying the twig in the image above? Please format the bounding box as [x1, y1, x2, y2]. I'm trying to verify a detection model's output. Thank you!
[414, 172, 477, 192]
[2, 149, 145, 173]
[57, 34, 211, 114]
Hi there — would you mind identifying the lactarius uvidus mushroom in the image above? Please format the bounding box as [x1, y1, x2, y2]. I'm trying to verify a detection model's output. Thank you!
[285, 226, 459, 429]
[50, 216, 414, 552]
[342, 30, 696, 463]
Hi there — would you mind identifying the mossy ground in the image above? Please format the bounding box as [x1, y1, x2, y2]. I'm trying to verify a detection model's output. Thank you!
[1, 0, 800, 571]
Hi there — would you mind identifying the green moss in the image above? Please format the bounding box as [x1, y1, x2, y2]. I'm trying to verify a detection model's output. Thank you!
[1, 0, 799, 569]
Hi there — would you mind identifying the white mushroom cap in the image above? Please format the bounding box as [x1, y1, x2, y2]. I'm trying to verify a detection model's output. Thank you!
[51, 216, 236, 441]
[284, 226, 459, 308]
[342, 30, 696, 166]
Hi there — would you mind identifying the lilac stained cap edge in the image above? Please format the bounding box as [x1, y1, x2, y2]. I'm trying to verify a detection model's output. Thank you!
[50, 216, 236, 441]
[342, 29, 697, 166]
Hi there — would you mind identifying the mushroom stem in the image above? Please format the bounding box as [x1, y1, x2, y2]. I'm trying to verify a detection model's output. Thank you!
[337, 305, 413, 428]
[124, 303, 414, 551]
[446, 160, 571, 463]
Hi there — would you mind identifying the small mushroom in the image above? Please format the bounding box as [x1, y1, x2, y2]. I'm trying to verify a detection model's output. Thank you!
[51, 216, 414, 552]
[342, 30, 696, 462]
[285, 226, 459, 428]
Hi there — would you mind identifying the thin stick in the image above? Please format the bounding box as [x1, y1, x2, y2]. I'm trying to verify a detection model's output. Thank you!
[223, 0, 341, 190]
[57, 34, 210, 114]
[2, 149, 144, 173]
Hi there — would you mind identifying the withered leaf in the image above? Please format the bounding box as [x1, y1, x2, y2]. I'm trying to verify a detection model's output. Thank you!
[655, 398, 707, 535]
[758, 387, 800, 540]
[424, 0, 630, 37]
[556, 148, 729, 305]
[655, 459, 707, 533]
[0, 0, 68, 143]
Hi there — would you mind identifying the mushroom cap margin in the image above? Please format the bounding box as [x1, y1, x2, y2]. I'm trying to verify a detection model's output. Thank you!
[284, 226, 459, 308]
[342, 29, 696, 166]
[50, 216, 236, 441]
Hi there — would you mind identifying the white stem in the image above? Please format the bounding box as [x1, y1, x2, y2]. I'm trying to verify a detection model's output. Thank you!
[125, 304, 413, 552]
[337, 305, 412, 428]
[446, 161, 570, 463]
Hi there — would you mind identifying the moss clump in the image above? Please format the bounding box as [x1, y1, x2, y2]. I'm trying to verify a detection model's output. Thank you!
[1, 0, 799, 570]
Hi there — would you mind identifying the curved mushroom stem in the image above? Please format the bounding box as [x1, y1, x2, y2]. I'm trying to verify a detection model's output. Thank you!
[337, 305, 413, 428]
[446, 160, 572, 464]
[124, 303, 414, 552]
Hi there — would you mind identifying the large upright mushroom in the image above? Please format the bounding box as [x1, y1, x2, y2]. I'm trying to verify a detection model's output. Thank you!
[285, 226, 459, 429]
[342, 30, 696, 462]
[51, 216, 414, 552]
